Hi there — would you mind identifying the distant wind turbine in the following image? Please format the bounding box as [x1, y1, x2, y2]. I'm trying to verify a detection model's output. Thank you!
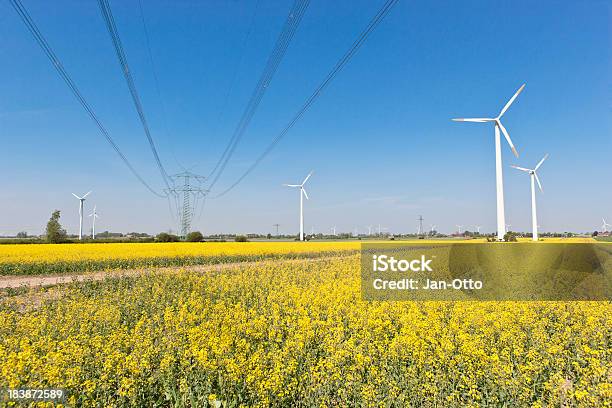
[511, 153, 548, 241]
[283, 172, 312, 241]
[474, 225, 482, 234]
[430, 224, 436, 234]
[72, 191, 91, 240]
[89, 205, 99, 239]
[453, 83, 525, 240]
[456, 225, 463, 234]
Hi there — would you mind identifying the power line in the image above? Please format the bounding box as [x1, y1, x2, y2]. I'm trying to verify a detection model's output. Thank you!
[208, 0, 261, 145]
[211, 0, 400, 198]
[8, 0, 166, 198]
[206, 0, 310, 188]
[97, 0, 172, 190]
[137, 0, 173, 153]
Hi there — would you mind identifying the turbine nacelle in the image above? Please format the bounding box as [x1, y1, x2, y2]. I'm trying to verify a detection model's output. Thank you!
[511, 153, 548, 192]
[452, 83, 525, 158]
[283, 171, 313, 199]
[72, 191, 92, 201]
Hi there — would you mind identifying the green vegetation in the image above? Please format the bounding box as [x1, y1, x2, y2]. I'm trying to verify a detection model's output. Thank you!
[185, 231, 204, 242]
[155, 232, 180, 242]
[45, 210, 67, 244]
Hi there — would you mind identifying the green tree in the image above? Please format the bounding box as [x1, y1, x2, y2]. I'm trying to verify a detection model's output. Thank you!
[156, 232, 180, 242]
[234, 235, 248, 242]
[46, 210, 67, 243]
[503, 231, 518, 242]
[185, 231, 204, 242]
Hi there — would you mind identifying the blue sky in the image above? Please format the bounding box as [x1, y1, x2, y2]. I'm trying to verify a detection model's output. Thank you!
[0, 0, 610, 236]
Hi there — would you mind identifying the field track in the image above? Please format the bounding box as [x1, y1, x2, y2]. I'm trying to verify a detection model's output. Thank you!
[0, 253, 354, 289]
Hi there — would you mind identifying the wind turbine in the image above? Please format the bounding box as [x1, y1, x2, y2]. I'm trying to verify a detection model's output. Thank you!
[430, 224, 436, 234]
[453, 83, 525, 240]
[602, 218, 611, 233]
[72, 191, 91, 240]
[456, 225, 463, 235]
[474, 225, 482, 234]
[331, 226, 337, 236]
[283, 172, 312, 241]
[89, 205, 99, 239]
[511, 153, 548, 241]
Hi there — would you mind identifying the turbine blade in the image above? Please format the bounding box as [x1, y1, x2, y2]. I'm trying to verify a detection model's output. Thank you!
[302, 171, 313, 185]
[510, 165, 531, 172]
[82, 191, 92, 198]
[72, 193, 81, 199]
[451, 118, 492, 122]
[302, 188, 309, 200]
[497, 121, 519, 157]
[498, 83, 525, 118]
[534, 173, 543, 192]
[535, 153, 549, 171]
[283, 184, 300, 187]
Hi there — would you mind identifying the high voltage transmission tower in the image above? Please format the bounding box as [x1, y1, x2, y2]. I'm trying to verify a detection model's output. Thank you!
[166, 172, 208, 237]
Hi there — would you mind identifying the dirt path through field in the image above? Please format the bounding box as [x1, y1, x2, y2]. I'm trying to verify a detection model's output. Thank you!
[0, 254, 356, 290]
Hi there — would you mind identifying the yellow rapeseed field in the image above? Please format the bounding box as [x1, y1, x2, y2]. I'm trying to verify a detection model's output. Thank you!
[0, 241, 362, 264]
[0, 248, 610, 407]
[0, 241, 362, 275]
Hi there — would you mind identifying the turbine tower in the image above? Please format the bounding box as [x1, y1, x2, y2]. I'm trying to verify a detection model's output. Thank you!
[72, 191, 91, 240]
[453, 83, 525, 240]
[456, 225, 463, 235]
[474, 225, 482, 234]
[89, 205, 99, 239]
[283, 171, 312, 241]
[511, 153, 548, 241]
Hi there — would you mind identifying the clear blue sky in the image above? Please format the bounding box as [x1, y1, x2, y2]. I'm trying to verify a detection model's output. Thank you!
[0, 0, 610, 236]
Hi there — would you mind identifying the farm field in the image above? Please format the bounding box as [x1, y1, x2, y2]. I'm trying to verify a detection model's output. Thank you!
[0, 241, 610, 407]
[0, 241, 362, 276]
[0, 238, 598, 276]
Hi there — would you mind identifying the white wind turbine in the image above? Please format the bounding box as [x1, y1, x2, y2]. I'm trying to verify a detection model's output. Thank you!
[474, 225, 482, 234]
[72, 191, 91, 240]
[456, 225, 463, 234]
[283, 172, 312, 241]
[511, 154, 548, 241]
[89, 205, 99, 239]
[430, 224, 436, 234]
[601, 218, 611, 233]
[453, 83, 525, 241]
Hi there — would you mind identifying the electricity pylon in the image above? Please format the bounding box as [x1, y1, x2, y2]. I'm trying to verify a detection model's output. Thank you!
[166, 171, 208, 237]
[417, 215, 424, 236]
